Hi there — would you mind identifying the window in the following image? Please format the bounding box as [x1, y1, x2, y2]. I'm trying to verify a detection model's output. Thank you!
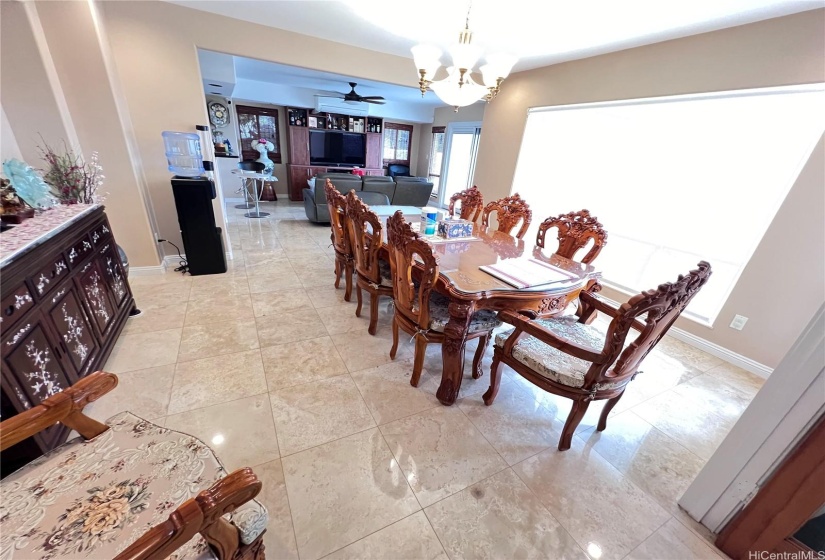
[382, 122, 413, 166]
[427, 126, 445, 195]
[512, 85, 825, 324]
[236, 105, 281, 163]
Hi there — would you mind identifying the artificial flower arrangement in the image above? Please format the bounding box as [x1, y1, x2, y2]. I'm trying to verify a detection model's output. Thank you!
[39, 141, 105, 204]
[255, 137, 274, 155]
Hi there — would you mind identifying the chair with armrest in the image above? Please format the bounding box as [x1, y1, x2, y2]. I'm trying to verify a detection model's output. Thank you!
[481, 193, 532, 239]
[346, 190, 394, 335]
[325, 180, 354, 301]
[448, 185, 485, 222]
[387, 164, 411, 178]
[386, 211, 502, 387]
[303, 175, 383, 223]
[0, 371, 268, 559]
[485, 261, 712, 451]
[392, 178, 434, 207]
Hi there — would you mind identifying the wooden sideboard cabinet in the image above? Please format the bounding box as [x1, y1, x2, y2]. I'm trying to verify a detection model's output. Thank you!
[1, 205, 136, 476]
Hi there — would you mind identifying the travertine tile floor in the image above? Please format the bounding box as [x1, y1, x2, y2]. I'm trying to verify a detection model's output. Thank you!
[91, 199, 767, 560]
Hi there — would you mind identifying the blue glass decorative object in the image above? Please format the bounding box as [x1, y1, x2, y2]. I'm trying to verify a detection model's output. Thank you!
[2, 159, 55, 209]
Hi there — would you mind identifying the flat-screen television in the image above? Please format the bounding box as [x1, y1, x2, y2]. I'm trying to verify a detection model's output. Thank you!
[309, 130, 366, 167]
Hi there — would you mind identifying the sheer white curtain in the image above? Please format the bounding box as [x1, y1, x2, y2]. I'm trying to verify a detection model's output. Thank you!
[513, 85, 825, 324]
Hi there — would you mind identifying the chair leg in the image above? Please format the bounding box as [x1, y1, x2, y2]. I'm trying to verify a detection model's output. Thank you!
[390, 315, 399, 359]
[597, 391, 624, 432]
[368, 292, 379, 335]
[559, 399, 591, 451]
[410, 337, 428, 387]
[334, 259, 342, 289]
[482, 351, 503, 405]
[355, 286, 363, 317]
[471, 332, 490, 379]
[344, 261, 353, 302]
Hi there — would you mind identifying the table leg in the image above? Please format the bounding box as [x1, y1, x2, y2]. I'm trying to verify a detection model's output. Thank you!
[244, 179, 270, 218]
[235, 178, 255, 209]
[436, 300, 474, 405]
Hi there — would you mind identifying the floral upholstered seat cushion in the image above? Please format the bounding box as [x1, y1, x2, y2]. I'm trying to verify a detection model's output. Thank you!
[494, 315, 628, 390]
[0, 412, 267, 560]
[428, 291, 502, 333]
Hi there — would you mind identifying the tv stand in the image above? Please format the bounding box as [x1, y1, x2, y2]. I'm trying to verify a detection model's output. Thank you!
[285, 107, 384, 200]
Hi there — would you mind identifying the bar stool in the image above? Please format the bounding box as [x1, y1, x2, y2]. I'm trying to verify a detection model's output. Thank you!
[235, 161, 265, 209]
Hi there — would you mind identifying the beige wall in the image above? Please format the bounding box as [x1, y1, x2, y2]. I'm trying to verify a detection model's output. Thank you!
[32, 1, 159, 268]
[1, 105, 23, 162]
[416, 103, 486, 180]
[474, 10, 825, 368]
[99, 0, 418, 253]
[0, 1, 71, 166]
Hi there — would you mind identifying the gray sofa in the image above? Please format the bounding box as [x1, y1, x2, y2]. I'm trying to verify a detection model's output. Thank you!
[303, 173, 434, 223]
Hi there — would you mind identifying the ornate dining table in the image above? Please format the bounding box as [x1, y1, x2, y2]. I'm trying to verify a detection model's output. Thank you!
[380, 214, 601, 406]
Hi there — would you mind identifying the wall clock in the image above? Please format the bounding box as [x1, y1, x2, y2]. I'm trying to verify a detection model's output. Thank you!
[209, 101, 229, 127]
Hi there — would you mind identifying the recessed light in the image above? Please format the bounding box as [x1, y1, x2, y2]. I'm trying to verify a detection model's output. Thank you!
[208, 83, 222, 87]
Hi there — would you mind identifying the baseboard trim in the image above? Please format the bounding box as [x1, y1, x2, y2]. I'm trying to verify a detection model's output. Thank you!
[598, 294, 773, 379]
[128, 264, 167, 277]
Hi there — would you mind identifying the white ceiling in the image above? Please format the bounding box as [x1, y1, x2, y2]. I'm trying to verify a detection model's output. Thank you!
[187, 0, 822, 121]
[172, 0, 821, 72]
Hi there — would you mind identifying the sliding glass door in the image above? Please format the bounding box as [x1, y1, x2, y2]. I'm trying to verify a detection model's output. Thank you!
[436, 122, 482, 208]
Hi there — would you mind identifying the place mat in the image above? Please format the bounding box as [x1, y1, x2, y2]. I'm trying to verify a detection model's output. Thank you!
[480, 257, 579, 289]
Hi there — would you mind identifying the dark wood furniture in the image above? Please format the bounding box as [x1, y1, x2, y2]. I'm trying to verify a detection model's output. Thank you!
[536, 209, 608, 322]
[386, 212, 498, 386]
[448, 185, 485, 222]
[236, 104, 281, 163]
[486, 261, 712, 450]
[481, 193, 532, 239]
[0, 371, 266, 560]
[346, 191, 393, 335]
[716, 415, 825, 559]
[536, 209, 607, 264]
[1, 206, 135, 475]
[376, 216, 600, 405]
[285, 108, 384, 201]
[325, 180, 354, 302]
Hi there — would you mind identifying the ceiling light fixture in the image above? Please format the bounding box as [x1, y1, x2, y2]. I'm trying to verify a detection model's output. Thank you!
[411, 1, 516, 112]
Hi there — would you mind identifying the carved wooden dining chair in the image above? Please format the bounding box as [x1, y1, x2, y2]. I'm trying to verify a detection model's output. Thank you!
[0, 371, 268, 559]
[536, 209, 607, 264]
[325, 179, 354, 301]
[386, 211, 502, 387]
[345, 190, 394, 335]
[481, 193, 532, 239]
[486, 261, 712, 451]
[448, 185, 485, 222]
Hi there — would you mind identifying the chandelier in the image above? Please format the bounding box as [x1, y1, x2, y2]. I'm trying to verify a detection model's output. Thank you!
[411, 3, 517, 111]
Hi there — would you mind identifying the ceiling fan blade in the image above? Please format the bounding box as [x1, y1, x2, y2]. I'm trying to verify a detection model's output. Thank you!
[364, 98, 386, 105]
[359, 96, 385, 101]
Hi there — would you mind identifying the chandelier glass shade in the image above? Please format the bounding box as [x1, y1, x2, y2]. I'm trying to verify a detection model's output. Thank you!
[411, 13, 516, 110]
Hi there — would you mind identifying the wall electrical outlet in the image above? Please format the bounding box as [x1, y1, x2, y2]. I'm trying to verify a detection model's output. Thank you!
[730, 315, 748, 330]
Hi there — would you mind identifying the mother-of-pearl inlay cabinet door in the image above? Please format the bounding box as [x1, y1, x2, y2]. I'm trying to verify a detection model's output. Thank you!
[1, 206, 136, 476]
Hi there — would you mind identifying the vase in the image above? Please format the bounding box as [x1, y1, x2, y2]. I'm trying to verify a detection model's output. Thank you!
[256, 154, 274, 176]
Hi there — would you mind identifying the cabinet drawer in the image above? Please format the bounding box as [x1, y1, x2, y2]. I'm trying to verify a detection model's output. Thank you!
[90, 222, 112, 246]
[29, 255, 69, 298]
[0, 285, 35, 334]
[66, 235, 94, 268]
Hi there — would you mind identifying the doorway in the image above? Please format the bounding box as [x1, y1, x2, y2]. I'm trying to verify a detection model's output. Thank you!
[434, 122, 482, 209]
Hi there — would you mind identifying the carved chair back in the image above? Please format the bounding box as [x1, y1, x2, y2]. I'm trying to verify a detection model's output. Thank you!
[586, 261, 712, 390]
[386, 211, 439, 330]
[325, 179, 350, 257]
[481, 193, 532, 239]
[448, 185, 485, 222]
[536, 209, 607, 264]
[345, 190, 383, 284]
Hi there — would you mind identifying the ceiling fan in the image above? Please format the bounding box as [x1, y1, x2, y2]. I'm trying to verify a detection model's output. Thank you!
[335, 82, 386, 105]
